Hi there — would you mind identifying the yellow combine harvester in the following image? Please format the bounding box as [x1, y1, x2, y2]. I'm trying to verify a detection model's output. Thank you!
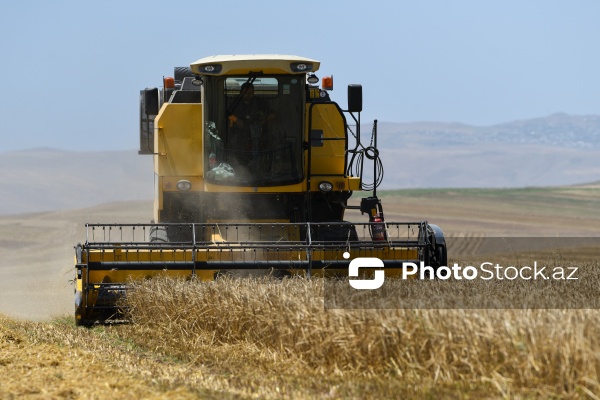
[73, 54, 447, 325]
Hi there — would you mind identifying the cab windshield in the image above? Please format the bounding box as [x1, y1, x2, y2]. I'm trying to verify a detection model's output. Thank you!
[203, 75, 304, 186]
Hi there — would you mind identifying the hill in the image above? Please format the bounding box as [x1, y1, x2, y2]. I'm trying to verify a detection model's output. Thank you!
[0, 148, 153, 215]
[376, 113, 600, 149]
[1, 113, 599, 214]
[373, 113, 600, 189]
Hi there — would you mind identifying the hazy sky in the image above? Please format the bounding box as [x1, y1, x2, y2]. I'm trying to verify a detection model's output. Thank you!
[1, 1, 598, 152]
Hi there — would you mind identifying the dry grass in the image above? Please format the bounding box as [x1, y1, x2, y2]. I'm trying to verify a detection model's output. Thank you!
[112, 273, 600, 398]
[3, 268, 600, 398]
[0, 315, 212, 399]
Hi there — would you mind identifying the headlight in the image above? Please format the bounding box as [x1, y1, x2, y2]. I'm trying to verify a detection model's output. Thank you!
[177, 180, 192, 191]
[318, 181, 333, 192]
[192, 76, 203, 86]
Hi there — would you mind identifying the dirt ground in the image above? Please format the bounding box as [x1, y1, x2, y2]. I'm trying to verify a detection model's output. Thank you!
[1, 186, 599, 322]
[0, 201, 153, 321]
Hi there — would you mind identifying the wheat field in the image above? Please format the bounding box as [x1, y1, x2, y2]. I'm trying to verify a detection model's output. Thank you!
[3, 274, 600, 398]
[122, 273, 600, 398]
[1, 186, 600, 398]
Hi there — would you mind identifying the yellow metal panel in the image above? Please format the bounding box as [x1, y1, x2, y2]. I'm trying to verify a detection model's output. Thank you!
[78, 246, 421, 314]
[154, 103, 203, 177]
[309, 176, 361, 192]
[203, 181, 306, 193]
[83, 247, 418, 265]
[314, 247, 419, 261]
[348, 177, 361, 190]
[307, 104, 346, 176]
[161, 176, 204, 192]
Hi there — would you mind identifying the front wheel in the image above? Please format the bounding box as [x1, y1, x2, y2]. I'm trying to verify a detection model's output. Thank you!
[425, 223, 447, 269]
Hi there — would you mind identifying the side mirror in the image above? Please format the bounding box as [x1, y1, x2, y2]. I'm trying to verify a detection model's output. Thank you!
[144, 88, 160, 116]
[139, 88, 158, 154]
[347, 84, 362, 112]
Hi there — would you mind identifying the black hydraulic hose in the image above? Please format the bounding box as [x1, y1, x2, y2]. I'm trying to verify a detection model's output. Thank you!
[347, 119, 384, 191]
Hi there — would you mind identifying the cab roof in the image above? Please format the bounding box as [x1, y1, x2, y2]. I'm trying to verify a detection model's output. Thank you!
[190, 54, 320, 76]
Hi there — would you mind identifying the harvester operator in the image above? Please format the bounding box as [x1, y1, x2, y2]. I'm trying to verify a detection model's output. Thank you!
[228, 83, 276, 168]
[229, 82, 275, 130]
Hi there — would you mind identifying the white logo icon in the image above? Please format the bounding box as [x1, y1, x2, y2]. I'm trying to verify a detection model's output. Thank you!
[347, 253, 385, 290]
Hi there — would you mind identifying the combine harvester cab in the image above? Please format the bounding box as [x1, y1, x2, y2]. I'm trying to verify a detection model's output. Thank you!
[74, 55, 447, 326]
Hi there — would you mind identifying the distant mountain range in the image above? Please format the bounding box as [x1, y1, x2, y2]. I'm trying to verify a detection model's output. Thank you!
[374, 113, 600, 149]
[1, 113, 598, 214]
[0, 148, 153, 215]
[371, 113, 600, 189]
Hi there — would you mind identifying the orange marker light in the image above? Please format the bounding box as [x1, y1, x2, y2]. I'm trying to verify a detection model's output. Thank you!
[164, 76, 175, 89]
[322, 75, 333, 91]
